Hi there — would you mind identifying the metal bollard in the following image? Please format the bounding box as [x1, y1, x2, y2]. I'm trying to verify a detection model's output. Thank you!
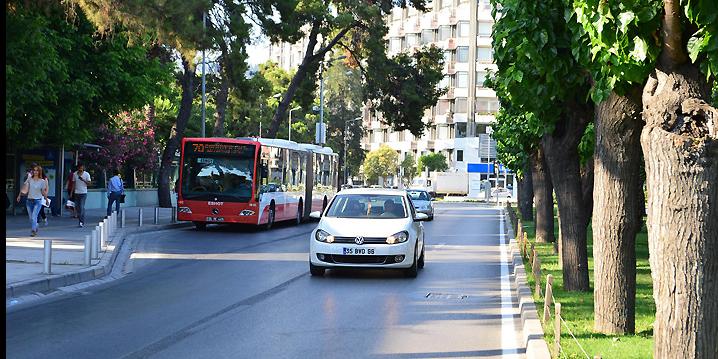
[103, 219, 109, 243]
[92, 228, 99, 259]
[138, 208, 143, 227]
[154, 207, 159, 225]
[121, 209, 125, 228]
[84, 235, 91, 266]
[171, 207, 177, 223]
[99, 222, 106, 249]
[43, 240, 52, 274]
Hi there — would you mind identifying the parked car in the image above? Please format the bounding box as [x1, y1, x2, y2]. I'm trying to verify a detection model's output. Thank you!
[308, 188, 428, 277]
[406, 189, 434, 221]
[491, 187, 512, 198]
[340, 184, 354, 191]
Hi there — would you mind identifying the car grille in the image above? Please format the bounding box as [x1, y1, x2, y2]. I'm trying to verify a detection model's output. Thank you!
[332, 236, 387, 244]
[325, 255, 390, 264]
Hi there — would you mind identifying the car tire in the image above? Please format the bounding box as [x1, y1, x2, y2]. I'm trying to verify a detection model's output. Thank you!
[309, 262, 325, 276]
[194, 222, 206, 230]
[428, 214, 434, 221]
[418, 244, 425, 269]
[265, 203, 275, 230]
[404, 244, 419, 278]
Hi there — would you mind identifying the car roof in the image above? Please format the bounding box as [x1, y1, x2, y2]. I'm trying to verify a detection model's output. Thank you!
[336, 188, 408, 196]
[406, 188, 428, 192]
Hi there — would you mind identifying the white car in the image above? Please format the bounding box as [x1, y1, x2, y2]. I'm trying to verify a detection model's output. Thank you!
[308, 188, 428, 277]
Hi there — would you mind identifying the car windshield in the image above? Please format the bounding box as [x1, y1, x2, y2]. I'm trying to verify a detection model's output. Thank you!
[325, 194, 407, 219]
[407, 190, 429, 201]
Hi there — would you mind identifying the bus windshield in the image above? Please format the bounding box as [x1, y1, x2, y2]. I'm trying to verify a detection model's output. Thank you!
[181, 142, 256, 202]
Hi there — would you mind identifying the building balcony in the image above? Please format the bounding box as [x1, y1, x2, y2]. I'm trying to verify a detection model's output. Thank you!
[447, 38, 457, 50]
[440, 88, 455, 99]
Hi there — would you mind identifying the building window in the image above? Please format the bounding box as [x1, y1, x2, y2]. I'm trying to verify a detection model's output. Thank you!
[421, 29, 436, 45]
[453, 97, 468, 113]
[398, 131, 405, 142]
[456, 123, 467, 139]
[406, 34, 419, 47]
[444, 50, 453, 64]
[439, 26, 452, 41]
[456, 46, 469, 63]
[457, 21, 470, 38]
[441, 0, 452, 9]
[477, 47, 493, 63]
[437, 99, 451, 114]
[455, 72, 468, 88]
[448, 124, 455, 139]
[439, 76, 451, 89]
[476, 123, 487, 134]
[478, 22, 492, 37]
[383, 129, 390, 142]
[457, 149, 464, 161]
[390, 38, 402, 53]
[430, 126, 437, 140]
[476, 71, 487, 88]
[476, 98, 501, 113]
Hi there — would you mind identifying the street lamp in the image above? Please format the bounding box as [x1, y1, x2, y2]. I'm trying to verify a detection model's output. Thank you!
[344, 116, 362, 185]
[288, 106, 301, 142]
[317, 55, 347, 145]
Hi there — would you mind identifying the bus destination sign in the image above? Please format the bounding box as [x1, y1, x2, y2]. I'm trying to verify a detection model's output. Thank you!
[188, 142, 254, 156]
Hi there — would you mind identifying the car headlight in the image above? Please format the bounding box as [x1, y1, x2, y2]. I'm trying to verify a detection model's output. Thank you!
[386, 231, 409, 244]
[315, 229, 335, 243]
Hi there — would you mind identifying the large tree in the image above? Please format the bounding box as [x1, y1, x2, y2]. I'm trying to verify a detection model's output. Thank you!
[363, 144, 398, 185]
[490, 0, 594, 290]
[262, 0, 445, 139]
[6, 2, 171, 149]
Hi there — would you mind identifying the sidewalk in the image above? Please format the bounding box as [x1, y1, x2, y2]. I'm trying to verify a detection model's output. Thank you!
[6, 205, 191, 303]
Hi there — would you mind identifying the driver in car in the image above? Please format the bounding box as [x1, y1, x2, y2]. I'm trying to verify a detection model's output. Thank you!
[380, 200, 399, 217]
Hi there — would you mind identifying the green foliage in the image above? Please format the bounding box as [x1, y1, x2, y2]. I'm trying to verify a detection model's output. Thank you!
[362, 144, 398, 184]
[5, 4, 173, 149]
[400, 154, 418, 183]
[489, 108, 543, 176]
[683, 0, 718, 87]
[417, 152, 448, 173]
[569, 0, 663, 103]
[364, 45, 446, 136]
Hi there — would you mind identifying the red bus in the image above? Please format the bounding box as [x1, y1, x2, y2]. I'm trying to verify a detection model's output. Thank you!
[177, 137, 338, 230]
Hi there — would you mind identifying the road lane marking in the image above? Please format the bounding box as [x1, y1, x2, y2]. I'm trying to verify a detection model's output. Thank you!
[500, 208, 522, 357]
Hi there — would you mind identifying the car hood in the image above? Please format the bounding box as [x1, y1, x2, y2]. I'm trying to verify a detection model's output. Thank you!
[318, 217, 411, 237]
[412, 200, 431, 207]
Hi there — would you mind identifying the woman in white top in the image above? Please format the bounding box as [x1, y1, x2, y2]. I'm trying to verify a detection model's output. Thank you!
[16, 165, 49, 237]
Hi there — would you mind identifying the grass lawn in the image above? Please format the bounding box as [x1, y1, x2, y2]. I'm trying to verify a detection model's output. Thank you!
[517, 211, 654, 358]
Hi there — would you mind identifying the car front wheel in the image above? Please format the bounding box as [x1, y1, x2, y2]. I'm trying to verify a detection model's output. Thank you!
[310, 262, 325, 276]
[404, 244, 419, 278]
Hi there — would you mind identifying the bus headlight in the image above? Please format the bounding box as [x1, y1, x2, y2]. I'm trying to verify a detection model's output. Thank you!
[240, 210, 255, 216]
[178, 207, 192, 214]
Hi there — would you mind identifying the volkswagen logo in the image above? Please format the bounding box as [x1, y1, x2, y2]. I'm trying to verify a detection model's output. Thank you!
[211, 208, 220, 215]
[354, 236, 365, 245]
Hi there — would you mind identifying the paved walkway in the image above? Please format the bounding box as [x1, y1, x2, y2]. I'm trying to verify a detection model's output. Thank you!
[6, 205, 189, 303]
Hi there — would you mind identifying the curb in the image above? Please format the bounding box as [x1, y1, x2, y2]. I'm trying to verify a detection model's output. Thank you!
[6, 222, 192, 300]
[504, 211, 552, 359]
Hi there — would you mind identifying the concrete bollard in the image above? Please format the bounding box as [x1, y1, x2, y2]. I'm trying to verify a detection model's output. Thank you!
[121, 209, 125, 228]
[138, 208, 143, 227]
[84, 235, 91, 266]
[43, 240, 52, 274]
[92, 228, 99, 259]
[99, 222, 106, 249]
[154, 207, 159, 225]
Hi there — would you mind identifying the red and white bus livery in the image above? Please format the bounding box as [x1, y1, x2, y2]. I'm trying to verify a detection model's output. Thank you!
[177, 137, 338, 230]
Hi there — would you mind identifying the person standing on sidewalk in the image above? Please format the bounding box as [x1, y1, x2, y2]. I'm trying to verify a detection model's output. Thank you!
[65, 165, 77, 218]
[16, 165, 48, 237]
[106, 169, 124, 216]
[36, 166, 49, 225]
[73, 163, 91, 227]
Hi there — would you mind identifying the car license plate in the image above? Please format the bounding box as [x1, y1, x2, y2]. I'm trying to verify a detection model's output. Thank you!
[206, 216, 225, 222]
[342, 248, 375, 255]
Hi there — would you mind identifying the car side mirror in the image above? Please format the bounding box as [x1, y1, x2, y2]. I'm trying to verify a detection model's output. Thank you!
[415, 213, 429, 221]
[309, 211, 322, 219]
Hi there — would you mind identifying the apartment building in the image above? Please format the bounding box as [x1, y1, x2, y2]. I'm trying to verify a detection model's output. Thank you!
[362, 0, 515, 191]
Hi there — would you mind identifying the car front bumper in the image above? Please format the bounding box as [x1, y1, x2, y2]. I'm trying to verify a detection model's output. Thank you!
[310, 239, 417, 269]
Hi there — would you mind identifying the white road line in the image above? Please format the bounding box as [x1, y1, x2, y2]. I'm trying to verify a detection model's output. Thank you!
[500, 208, 522, 357]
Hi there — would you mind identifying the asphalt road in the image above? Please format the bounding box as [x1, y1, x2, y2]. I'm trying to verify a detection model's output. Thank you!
[6, 202, 525, 359]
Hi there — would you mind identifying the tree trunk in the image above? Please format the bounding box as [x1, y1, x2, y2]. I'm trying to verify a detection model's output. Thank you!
[532, 146, 555, 243]
[518, 159, 534, 220]
[592, 87, 643, 335]
[542, 101, 592, 292]
[158, 58, 195, 208]
[641, 63, 718, 359]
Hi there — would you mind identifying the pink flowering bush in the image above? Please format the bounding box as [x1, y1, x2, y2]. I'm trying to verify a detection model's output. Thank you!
[83, 107, 160, 174]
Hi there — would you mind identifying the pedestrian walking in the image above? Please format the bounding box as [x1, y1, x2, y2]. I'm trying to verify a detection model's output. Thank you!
[73, 163, 91, 227]
[16, 165, 49, 237]
[106, 169, 124, 216]
[36, 166, 49, 225]
[65, 166, 77, 218]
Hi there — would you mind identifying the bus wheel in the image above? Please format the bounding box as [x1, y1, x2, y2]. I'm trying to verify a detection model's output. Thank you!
[266, 203, 275, 230]
[296, 201, 303, 225]
[194, 222, 206, 230]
